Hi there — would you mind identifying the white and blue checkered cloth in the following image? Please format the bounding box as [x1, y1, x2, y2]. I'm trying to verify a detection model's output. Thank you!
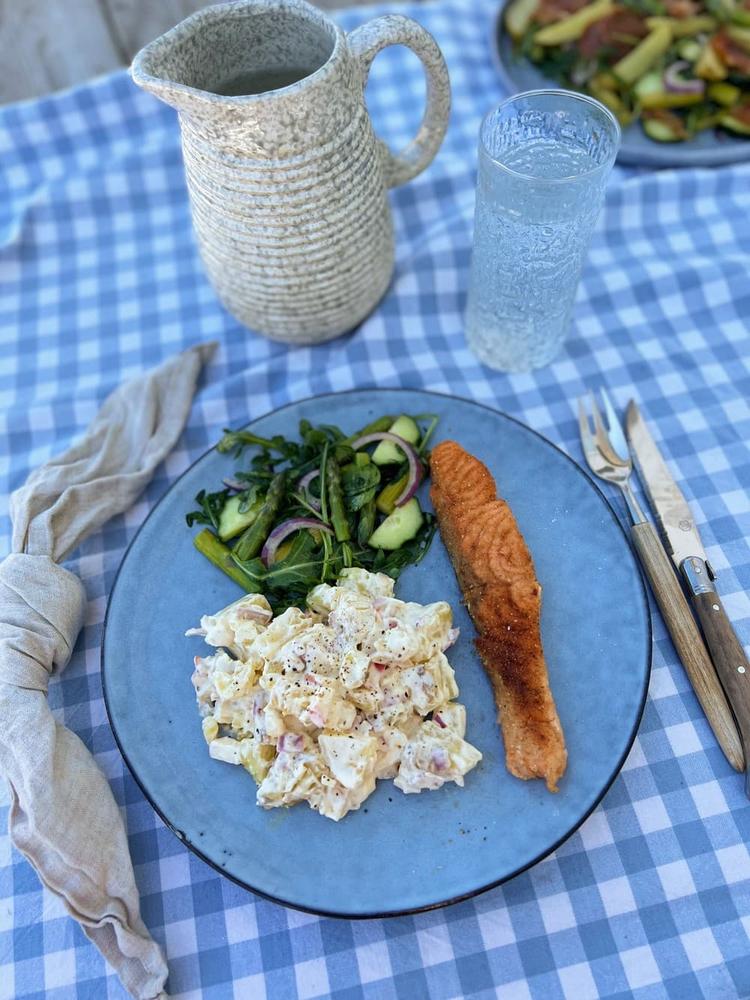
[2, 0, 750, 996]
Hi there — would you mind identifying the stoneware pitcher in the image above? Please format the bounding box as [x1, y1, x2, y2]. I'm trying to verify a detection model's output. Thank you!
[131, 0, 450, 344]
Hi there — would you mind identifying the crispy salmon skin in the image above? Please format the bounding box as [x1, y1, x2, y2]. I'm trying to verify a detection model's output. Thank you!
[430, 440, 567, 792]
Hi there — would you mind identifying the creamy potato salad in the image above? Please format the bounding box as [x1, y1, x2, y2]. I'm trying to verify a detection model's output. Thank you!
[188, 569, 481, 820]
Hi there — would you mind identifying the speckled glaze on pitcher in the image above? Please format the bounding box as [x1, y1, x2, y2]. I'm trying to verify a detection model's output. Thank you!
[131, 0, 450, 344]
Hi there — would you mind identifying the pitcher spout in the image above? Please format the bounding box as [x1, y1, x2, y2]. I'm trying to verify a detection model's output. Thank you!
[131, 0, 339, 117]
[129, 2, 229, 114]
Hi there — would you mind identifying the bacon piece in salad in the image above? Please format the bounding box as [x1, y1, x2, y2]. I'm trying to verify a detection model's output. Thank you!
[532, 0, 589, 26]
[578, 11, 648, 61]
[643, 108, 689, 140]
[664, 0, 701, 17]
[712, 31, 750, 77]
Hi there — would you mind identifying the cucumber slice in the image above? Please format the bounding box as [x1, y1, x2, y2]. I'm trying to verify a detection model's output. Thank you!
[643, 118, 684, 142]
[368, 498, 423, 550]
[634, 71, 662, 99]
[708, 81, 741, 106]
[719, 111, 750, 135]
[218, 494, 262, 541]
[372, 415, 420, 465]
[677, 39, 701, 62]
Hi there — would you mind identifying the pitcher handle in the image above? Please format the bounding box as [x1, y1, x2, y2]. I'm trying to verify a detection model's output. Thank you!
[348, 15, 451, 189]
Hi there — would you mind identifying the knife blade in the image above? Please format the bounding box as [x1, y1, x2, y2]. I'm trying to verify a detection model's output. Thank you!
[625, 402, 710, 573]
[626, 400, 750, 789]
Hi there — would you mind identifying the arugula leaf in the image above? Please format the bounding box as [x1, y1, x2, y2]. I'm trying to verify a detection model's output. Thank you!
[186, 488, 230, 531]
[333, 444, 356, 466]
[263, 531, 326, 591]
[217, 428, 299, 459]
[340, 463, 381, 512]
[371, 515, 437, 579]
[237, 484, 262, 513]
[228, 554, 267, 590]
[300, 427, 330, 450]
[620, 0, 666, 14]
[705, 0, 734, 21]
[532, 45, 579, 83]
[318, 424, 347, 442]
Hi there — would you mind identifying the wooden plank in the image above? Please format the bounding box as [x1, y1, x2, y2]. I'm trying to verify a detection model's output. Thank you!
[102, 0, 374, 64]
[0, 0, 410, 105]
[102, 0, 207, 62]
[0, 0, 124, 104]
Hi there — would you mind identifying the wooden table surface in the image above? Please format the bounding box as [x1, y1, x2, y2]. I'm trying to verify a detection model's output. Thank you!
[2, 0, 389, 105]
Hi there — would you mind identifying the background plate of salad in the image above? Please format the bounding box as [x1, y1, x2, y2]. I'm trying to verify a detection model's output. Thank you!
[493, 0, 750, 166]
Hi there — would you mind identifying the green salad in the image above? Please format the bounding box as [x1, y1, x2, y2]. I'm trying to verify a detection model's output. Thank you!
[505, 0, 750, 140]
[186, 413, 438, 612]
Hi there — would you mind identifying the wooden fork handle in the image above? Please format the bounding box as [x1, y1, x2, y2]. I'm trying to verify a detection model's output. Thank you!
[631, 521, 744, 772]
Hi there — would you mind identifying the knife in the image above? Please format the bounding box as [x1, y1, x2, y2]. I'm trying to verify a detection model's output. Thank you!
[626, 400, 750, 786]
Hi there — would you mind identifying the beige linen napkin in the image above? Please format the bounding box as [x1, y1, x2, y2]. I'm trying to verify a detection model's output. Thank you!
[0, 342, 216, 999]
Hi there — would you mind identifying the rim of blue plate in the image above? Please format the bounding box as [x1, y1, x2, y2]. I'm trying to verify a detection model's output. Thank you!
[101, 387, 652, 919]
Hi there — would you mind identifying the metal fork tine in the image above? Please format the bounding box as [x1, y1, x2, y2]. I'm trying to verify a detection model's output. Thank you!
[577, 392, 646, 524]
[589, 391, 608, 449]
[589, 391, 620, 466]
[577, 397, 599, 471]
[576, 397, 589, 440]
[578, 396, 595, 464]
[601, 388, 628, 461]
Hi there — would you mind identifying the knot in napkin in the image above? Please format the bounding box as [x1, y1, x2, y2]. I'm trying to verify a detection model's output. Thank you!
[0, 554, 85, 691]
[0, 342, 216, 999]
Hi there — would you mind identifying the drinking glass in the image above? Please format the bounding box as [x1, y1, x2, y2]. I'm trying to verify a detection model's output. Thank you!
[465, 90, 620, 372]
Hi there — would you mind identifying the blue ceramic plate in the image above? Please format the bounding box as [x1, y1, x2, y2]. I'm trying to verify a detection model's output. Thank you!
[491, 1, 750, 168]
[102, 389, 650, 917]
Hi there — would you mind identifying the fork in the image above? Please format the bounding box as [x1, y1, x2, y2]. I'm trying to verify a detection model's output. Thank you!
[578, 391, 744, 774]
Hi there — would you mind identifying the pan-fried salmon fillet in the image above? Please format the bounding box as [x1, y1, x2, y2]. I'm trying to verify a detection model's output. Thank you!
[430, 440, 567, 792]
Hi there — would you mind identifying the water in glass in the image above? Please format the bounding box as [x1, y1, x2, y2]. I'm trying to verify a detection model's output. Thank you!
[466, 91, 620, 372]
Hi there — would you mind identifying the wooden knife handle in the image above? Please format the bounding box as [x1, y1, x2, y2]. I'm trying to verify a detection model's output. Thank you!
[690, 586, 750, 750]
[631, 521, 744, 772]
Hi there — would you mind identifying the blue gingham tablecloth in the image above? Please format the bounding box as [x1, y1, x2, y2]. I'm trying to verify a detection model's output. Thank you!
[2, 0, 750, 996]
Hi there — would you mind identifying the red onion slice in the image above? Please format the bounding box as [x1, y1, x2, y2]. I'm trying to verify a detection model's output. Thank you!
[278, 732, 304, 753]
[664, 61, 705, 95]
[297, 469, 321, 510]
[222, 477, 246, 492]
[261, 517, 333, 568]
[350, 432, 423, 507]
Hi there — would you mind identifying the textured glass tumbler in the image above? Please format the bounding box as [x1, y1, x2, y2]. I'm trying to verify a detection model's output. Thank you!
[465, 90, 620, 372]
